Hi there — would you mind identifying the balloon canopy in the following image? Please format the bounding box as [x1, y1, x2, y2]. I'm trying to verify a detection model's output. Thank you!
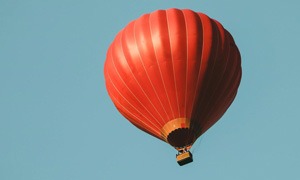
[104, 8, 241, 152]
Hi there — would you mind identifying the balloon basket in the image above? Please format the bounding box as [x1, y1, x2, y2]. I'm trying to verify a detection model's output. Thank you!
[176, 151, 193, 166]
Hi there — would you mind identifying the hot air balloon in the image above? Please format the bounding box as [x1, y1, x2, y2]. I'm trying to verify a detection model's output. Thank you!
[104, 8, 241, 166]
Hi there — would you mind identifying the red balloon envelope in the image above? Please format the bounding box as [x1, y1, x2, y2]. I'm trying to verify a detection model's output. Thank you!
[104, 8, 241, 157]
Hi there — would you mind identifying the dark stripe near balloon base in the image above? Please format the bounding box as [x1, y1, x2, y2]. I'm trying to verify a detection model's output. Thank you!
[167, 128, 195, 148]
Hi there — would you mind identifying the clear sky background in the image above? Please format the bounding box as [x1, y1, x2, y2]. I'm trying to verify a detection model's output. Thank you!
[1, 0, 300, 179]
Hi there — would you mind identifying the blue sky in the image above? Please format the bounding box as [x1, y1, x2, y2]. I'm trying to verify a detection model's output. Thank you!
[1, 0, 300, 179]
